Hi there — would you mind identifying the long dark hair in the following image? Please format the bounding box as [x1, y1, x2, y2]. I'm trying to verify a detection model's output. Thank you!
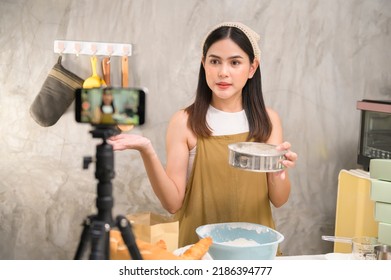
[100, 91, 115, 113]
[185, 26, 272, 142]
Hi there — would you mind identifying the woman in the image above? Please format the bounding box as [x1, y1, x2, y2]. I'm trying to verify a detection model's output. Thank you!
[109, 22, 298, 248]
[93, 89, 116, 124]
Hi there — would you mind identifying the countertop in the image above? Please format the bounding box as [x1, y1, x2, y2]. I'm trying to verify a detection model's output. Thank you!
[276, 253, 352, 260]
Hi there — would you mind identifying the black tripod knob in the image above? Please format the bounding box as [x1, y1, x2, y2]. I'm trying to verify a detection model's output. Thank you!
[83, 156, 93, 169]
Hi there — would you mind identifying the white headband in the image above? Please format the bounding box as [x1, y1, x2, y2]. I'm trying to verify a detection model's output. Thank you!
[201, 22, 261, 62]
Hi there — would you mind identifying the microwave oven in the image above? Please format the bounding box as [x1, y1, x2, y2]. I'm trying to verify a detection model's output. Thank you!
[357, 99, 391, 171]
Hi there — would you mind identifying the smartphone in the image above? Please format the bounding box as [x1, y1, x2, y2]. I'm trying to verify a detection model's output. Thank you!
[75, 87, 146, 126]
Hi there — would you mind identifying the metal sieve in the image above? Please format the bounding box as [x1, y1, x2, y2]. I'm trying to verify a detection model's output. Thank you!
[228, 142, 287, 172]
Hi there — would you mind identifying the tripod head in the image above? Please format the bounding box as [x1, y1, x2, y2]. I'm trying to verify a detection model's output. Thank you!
[90, 125, 121, 141]
[83, 125, 120, 172]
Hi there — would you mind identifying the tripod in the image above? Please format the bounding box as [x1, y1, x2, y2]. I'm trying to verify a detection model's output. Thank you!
[74, 126, 143, 260]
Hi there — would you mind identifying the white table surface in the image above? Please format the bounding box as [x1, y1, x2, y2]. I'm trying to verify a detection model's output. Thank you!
[276, 253, 352, 260]
[276, 254, 326, 260]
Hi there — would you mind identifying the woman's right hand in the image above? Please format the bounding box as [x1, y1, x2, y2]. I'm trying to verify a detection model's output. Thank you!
[108, 133, 151, 152]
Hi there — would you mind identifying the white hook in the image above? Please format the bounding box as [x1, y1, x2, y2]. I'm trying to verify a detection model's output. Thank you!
[123, 45, 130, 56]
[91, 44, 97, 56]
[74, 42, 81, 57]
[57, 41, 65, 55]
[107, 45, 113, 59]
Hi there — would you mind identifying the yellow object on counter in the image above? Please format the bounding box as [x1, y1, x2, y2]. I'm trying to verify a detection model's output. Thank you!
[334, 169, 378, 253]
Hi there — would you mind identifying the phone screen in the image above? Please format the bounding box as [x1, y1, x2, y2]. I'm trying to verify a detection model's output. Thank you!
[75, 87, 146, 126]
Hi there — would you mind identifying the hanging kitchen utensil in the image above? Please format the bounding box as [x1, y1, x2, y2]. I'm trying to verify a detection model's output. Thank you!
[228, 143, 287, 172]
[117, 55, 134, 132]
[122, 56, 129, 87]
[102, 57, 111, 86]
[83, 56, 103, 89]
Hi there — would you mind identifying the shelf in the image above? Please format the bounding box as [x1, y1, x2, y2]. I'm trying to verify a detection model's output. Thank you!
[54, 40, 132, 57]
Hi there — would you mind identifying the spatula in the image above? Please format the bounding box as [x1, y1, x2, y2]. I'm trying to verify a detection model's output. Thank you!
[102, 57, 111, 86]
[121, 56, 129, 87]
[117, 55, 134, 132]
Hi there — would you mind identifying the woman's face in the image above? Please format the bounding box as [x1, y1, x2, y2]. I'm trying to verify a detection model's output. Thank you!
[102, 92, 113, 105]
[203, 38, 258, 110]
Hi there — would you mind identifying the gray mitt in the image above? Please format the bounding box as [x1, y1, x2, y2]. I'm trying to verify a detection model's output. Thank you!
[30, 56, 84, 127]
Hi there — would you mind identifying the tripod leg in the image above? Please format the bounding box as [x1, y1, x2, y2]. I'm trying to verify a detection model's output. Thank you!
[74, 216, 93, 260]
[89, 219, 110, 260]
[116, 215, 143, 260]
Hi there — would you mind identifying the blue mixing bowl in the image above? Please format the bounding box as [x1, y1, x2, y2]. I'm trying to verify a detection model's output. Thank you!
[196, 222, 284, 260]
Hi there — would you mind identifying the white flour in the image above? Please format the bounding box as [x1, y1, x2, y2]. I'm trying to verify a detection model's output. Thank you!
[217, 238, 261, 247]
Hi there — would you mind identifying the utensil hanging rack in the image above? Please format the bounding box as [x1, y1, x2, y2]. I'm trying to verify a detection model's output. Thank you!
[54, 40, 132, 57]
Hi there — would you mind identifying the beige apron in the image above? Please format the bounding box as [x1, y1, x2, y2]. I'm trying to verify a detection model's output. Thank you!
[175, 132, 276, 248]
[101, 112, 114, 124]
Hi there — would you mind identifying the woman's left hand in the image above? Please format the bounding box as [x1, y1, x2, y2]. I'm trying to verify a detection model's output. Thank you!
[274, 141, 298, 179]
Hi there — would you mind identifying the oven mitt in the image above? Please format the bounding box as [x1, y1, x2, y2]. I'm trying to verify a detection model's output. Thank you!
[30, 56, 84, 127]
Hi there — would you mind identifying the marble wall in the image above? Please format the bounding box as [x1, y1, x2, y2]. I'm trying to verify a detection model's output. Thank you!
[0, 0, 390, 259]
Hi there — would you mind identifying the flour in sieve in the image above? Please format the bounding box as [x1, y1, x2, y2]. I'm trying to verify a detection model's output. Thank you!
[217, 238, 261, 247]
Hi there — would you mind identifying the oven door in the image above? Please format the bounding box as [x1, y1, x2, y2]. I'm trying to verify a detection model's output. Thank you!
[357, 100, 391, 171]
